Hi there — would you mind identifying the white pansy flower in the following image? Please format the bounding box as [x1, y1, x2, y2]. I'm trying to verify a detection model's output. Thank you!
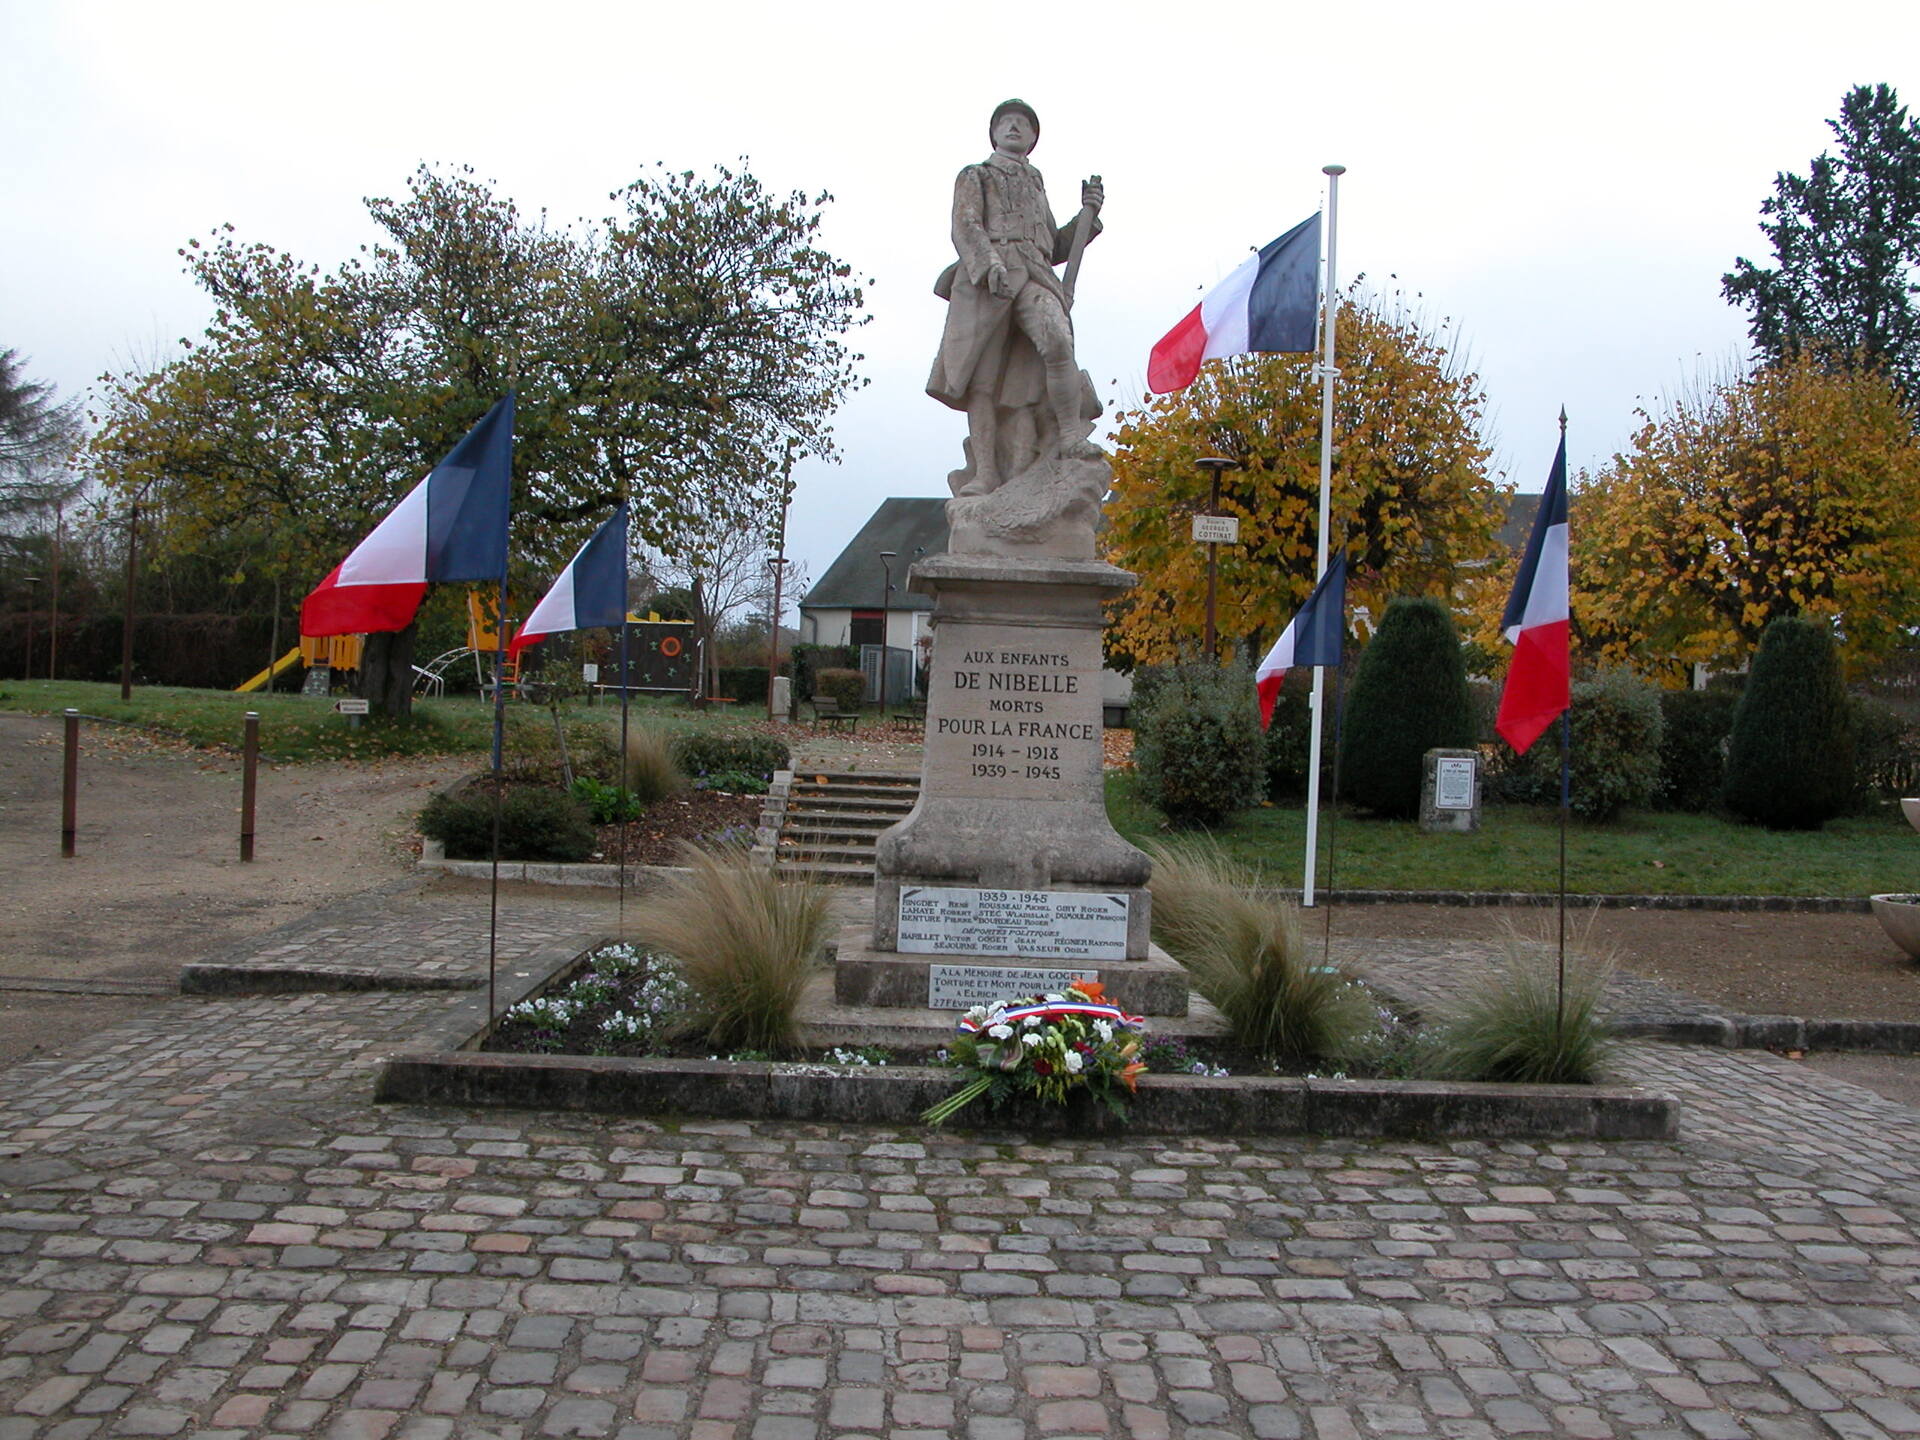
[1024, 1015, 1042, 1028]
[988, 1024, 1013, 1040]
[1022, 1033, 1042, 1047]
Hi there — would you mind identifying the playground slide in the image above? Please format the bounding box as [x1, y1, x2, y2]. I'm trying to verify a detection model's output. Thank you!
[235, 646, 304, 693]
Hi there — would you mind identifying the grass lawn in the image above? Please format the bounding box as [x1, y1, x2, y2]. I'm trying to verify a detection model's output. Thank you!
[0, 680, 774, 765]
[1105, 772, 1918, 898]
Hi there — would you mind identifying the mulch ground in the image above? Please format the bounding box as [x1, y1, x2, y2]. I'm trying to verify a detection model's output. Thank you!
[590, 788, 761, 866]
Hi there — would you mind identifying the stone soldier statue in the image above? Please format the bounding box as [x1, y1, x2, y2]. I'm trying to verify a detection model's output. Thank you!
[928, 99, 1105, 499]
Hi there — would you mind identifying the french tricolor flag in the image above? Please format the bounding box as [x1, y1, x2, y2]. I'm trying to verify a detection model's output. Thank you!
[1254, 554, 1347, 729]
[1147, 214, 1322, 394]
[300, 394, 514, 638]
[509, 503, 630, 659]
[1496, 436, 1571, 754]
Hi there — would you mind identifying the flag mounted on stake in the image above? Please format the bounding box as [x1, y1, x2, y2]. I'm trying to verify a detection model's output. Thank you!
[1148, 214, 1322, 394]
[510, 503, 630, 658]
[300, 394, 515, 637]
[1254, 554, 1346, 729]
[1496, 434, 1571, 753]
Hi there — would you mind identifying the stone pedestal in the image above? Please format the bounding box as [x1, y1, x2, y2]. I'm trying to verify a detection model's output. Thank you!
[872, 552, 1154, 961]
[1419, 748, 1481, 834]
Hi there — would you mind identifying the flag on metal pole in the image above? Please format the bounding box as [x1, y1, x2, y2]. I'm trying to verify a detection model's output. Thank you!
[509, 503, 630, 658]
[1146, 214, 1323, 394]
[1497, 435, 1571, 754]
[300, 395, 515, 637]
[1253, 554, 1347, 728]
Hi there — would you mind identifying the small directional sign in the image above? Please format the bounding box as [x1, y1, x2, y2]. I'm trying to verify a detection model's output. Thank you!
[333, 698, 371, 715]
[1192, 514, 1240, 545]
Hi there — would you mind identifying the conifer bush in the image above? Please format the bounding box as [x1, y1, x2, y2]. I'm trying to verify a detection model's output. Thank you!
[1262, 669, 1314, 800]
[1338, 598, 1473, 818]
[1723, 616, 1854, 829]
[1657, 688, 1740, 811]
[1132, 661, 1265, 828]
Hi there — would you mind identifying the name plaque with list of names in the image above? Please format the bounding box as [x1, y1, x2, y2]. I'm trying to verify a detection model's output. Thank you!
[898, 886, 1129, 960]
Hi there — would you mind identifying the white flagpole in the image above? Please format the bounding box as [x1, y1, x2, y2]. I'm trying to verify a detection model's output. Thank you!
[1302, 164, 1345, 908]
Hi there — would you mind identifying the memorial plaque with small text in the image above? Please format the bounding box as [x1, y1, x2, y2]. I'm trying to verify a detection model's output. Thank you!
[898, 887, 1130, 960]
[927, 963, 1094, 1011]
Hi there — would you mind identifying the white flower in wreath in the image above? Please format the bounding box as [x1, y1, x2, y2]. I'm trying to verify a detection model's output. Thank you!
[987, 1024, 1013, 1040]
[1093, 1019, 1113, 1042]
[1064, 1051, 1085, 1074]
[1022, 1033, 1042, 1047]
[1023, 1015, 1042, 1029]
[964, 1006, 989, 1025]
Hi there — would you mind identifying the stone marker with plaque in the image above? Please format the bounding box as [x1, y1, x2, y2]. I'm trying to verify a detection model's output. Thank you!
[830, 97, 1189, 1022]
[1419, 748, 1481, 833]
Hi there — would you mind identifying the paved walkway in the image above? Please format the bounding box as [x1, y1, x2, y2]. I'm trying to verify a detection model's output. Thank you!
[4, 882, 1920, 1440]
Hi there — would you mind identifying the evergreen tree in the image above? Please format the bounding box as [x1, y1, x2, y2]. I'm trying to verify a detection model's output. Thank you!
[1339, 598, 1474, 819]
[1722, 84, 1920, 398]
[1723, 616, 1855, 830]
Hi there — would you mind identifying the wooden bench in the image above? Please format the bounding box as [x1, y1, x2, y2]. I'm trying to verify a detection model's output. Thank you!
[811, 697, 859, 732]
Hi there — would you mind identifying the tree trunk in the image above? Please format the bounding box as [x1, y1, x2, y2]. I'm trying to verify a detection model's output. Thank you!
[360, 624, 418, 719]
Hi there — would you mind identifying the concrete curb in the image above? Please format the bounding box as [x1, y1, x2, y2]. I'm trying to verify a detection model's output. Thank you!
[1308, 890, 1873, 913]
[374, 1050, 1679, 1140]
[420, 854, 1877, 914]
[1613, 1011, 1920, 1053]
[181, 965, 484, 996]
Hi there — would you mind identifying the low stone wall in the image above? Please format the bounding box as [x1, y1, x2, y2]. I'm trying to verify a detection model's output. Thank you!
[376, 1048, 1677, 1140]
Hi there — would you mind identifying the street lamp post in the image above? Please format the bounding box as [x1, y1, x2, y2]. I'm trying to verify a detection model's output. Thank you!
[878, 550, 897, 716]
[1195, 456, 1241, 659]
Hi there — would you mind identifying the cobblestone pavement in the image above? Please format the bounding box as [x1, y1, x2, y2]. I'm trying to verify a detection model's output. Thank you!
[5, 886, 1920, 1439]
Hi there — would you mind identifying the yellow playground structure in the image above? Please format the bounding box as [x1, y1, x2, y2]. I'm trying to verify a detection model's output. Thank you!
[234, 635, 365, 693]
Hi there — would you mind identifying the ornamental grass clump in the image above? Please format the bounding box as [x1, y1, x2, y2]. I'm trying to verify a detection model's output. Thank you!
[1429, 926, 1617, 1084]
[630, 842, 830, 1057]
[1145, 839, 1374, 1064]
[623, 726, 686, 805]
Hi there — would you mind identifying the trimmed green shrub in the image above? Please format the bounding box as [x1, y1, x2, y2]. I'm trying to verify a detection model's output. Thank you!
[1849, 695, 1920, 809]
[1497, 668, 1663, 822]
[1724, 617, 1855, 829]
[569, 777, 644, 823]
[790, 644, 857, 712]
[815, 667, 866, 712]
[1339, 598, 1473, 818]
[1262, 669, 1314, 800]
[419, 783, 596, 862]
[670, 731, 791, 781]
[1657, 688, 1740, 811]
[1133, 661, 1265, 828]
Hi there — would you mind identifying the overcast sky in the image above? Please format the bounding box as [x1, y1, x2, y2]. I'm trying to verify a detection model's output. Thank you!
[4, 1, 1913, 613]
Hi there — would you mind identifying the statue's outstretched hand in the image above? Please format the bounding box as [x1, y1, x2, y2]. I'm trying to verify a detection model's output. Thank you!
[1081, 177, 1105, 213]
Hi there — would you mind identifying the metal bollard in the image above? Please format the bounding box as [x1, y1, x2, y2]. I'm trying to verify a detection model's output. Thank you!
[61, 708, 79, 857]
[241, 711, 259, 862]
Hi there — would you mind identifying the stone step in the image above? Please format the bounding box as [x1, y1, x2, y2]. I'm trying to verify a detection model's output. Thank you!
[783, 813, 902, 833]
[831, 925, 1191, 1017]
[788, 769, 921, 785]
[787, 792, 917, 812]
[771, 859, 879, 884]
[775, 842, 881, 863]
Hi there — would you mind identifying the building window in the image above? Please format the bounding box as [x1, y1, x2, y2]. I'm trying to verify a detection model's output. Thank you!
[849, 610, 883, 648]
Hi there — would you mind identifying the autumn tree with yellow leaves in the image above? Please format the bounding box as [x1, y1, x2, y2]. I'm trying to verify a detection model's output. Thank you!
[1570, 353, 1920, 676]
[1101, 294, 1503, 667]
